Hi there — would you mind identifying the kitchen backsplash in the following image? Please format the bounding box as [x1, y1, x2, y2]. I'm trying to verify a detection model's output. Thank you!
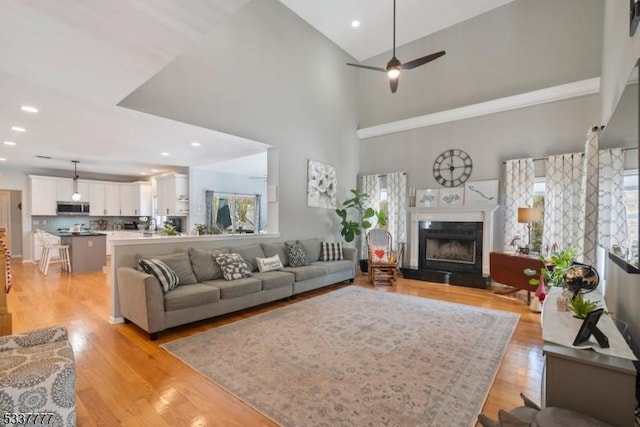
[32, 216, 140, 232]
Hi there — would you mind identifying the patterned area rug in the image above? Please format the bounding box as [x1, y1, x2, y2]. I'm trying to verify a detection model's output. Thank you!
[162, 286, 519, 426]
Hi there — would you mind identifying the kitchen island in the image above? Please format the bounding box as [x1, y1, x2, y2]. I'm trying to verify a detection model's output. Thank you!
[53, 232, 107, 272]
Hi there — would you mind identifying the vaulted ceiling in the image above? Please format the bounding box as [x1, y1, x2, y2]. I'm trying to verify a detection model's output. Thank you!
[0, 0, 514, 179]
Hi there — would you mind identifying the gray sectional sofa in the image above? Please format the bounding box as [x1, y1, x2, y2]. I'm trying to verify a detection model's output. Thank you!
[116, 238, 355, 339]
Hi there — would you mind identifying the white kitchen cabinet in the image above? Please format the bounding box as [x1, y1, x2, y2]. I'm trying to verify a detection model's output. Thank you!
[29, 176, 57, 216]
[104, 183, 121, 216]
[88, 182, 106, 216]
[156, 174, 189, 216]
[120, 182, 151, 217]
[56, 179, 73, 201]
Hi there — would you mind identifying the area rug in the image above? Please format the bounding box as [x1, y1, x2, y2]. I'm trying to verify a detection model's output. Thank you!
[161, 286, 519, 426]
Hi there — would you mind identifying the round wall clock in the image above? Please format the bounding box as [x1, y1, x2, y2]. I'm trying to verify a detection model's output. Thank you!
[432, 149, 473, 187]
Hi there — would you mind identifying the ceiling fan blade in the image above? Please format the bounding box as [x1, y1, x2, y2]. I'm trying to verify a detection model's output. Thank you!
[390, 76, 399, 93]
[346, 63, 387, 72]
[401, 50, 446, 70]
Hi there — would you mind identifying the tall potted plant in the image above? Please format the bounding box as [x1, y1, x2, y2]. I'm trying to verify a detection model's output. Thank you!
[335, 189, 387, 272]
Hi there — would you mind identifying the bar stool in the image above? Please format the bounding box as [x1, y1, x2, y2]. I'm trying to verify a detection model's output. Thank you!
[37, 230, 71, 275]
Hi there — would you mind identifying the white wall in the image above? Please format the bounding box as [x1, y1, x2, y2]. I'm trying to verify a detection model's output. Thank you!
[120, 0, 360, 242]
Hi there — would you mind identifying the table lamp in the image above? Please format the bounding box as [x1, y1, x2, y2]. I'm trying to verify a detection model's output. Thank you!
[517, 206, 542, 251]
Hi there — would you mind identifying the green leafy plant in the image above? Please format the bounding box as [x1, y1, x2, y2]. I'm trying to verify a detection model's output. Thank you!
[335, 189, 387, 243]
[194, 224, 222, 235]
[160, 223, 180, 236]
[568, 295, 600, 319]
[523, 245, 577, 287]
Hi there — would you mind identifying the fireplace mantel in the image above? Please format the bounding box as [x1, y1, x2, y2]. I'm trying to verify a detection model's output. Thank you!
[408, 206, 500, 276]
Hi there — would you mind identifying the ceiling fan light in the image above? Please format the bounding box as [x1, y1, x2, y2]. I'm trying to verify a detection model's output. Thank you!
[388, 68, 400, 79]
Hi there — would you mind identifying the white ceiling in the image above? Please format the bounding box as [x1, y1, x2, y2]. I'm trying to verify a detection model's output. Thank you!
[0, 0, 514, 179]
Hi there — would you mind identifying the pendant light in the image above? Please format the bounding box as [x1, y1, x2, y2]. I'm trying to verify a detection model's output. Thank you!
[71, 160, 81, 201]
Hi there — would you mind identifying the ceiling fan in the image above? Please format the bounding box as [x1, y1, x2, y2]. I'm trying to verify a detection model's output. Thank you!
[346, 0, 446, 93]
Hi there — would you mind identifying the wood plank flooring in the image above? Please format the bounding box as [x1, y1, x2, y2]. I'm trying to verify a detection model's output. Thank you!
[6, 260, 543, 426]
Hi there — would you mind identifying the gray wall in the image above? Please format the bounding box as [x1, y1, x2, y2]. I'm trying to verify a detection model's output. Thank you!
[120, 0, 360, 242]
[357, 0, 603, 190]
[357, 0, 603, 129]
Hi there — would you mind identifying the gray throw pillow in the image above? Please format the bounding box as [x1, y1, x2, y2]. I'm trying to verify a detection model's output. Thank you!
[284, 240, 308, 267]
[188, 247, 229, 281]
[215, 253, 253, 281]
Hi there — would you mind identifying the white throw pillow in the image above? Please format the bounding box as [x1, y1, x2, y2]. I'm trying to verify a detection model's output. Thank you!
[256, 254, 283, 272]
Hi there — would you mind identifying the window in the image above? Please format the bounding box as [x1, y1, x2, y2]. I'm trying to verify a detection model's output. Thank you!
[207, 192, 260, 234]
[530, 171, 638, 255]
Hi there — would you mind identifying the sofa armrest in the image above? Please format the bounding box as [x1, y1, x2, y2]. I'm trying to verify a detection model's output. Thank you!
[343, 247, 356, 262]
[117, 267, 166, 334]
[0, 325, 68, 352]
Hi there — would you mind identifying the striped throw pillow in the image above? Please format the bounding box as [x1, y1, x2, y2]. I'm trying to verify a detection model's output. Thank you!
[139, 258, 179, 292]
[320, 242, 344, 261]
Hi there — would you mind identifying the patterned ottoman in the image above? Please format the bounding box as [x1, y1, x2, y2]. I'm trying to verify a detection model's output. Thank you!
[0, 325, 75, 426]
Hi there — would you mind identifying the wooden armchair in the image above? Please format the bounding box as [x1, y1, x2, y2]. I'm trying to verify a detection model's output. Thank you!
[366, 228, 398, 286]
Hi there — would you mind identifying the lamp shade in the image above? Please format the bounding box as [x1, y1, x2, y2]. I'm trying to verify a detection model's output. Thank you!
[518, 207, 541, 224]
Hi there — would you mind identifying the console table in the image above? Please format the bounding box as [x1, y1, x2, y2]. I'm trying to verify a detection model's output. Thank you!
[541, 288, 637, 426]
[489, 251, 544, 303]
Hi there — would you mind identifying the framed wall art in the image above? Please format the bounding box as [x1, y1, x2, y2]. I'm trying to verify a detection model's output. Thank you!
[439, 187, 464, 207]
[307, 159, 337, 208]
[415, 189, 439, 207]
[464, 180, 499, 206]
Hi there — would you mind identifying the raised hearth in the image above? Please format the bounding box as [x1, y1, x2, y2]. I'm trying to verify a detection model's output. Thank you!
[406, 206, 499, 288]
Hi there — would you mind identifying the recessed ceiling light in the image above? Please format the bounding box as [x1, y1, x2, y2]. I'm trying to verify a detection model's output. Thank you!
[140, 172, 148, 175]
[20, 105, 38, 113]
[351, 20, 360, 28]
[4, 141, 16, 146]
[151, 169, 159, 173]
[160, 152, 169, 156]
[191, 141, 201, 147]
[11, 126, 26, 132]
[0, 158, 7, 162]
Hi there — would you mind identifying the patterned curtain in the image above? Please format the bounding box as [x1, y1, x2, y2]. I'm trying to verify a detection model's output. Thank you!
[581, 128, 599, 265]
[503, 159, 534, 249]
[543, 153, 585, 260]
[360, 174, 381, 258]
[599, 148, 628, 250]
[387, 172, 407, 266]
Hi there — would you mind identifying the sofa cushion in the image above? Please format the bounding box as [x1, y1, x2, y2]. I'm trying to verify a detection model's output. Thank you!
[253, 271, 294, 290]
[235, 244, 266, 272]
[138, 252, 198, 285]
[299, 238, 322, 262]
[203, 277, 262, 299]
[215, 253, 253, 281]
[256, 254, 283, 272]
[281, 265, 329, 281]
[311, 260, 354, 274]
[285, 240, 308, 267]
[188, 247, 229, 281]
[139, 258, 179, 292]
[320, 241, 344, 261]
[164, 283, 221, 311]
[261, 242, 289, 267]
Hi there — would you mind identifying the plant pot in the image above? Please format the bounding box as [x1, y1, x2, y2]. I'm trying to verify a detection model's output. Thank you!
[359, 260, 368, 273]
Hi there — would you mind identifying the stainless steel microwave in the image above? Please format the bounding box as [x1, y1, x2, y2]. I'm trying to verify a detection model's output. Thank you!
[56, 201, 90, 216]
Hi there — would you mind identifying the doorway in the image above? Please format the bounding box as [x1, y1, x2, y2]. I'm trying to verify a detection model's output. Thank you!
[0, 190, 23, 257]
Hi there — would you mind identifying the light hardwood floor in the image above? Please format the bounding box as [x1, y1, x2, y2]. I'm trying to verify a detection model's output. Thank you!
[6, 259, 543, 426]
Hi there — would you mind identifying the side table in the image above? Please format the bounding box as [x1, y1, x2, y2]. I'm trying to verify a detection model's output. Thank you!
[489, 251, 545, 303]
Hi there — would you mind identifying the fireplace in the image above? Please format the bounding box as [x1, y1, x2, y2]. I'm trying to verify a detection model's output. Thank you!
[419, 222, 483, 275]
[405, 206, 499, 288]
